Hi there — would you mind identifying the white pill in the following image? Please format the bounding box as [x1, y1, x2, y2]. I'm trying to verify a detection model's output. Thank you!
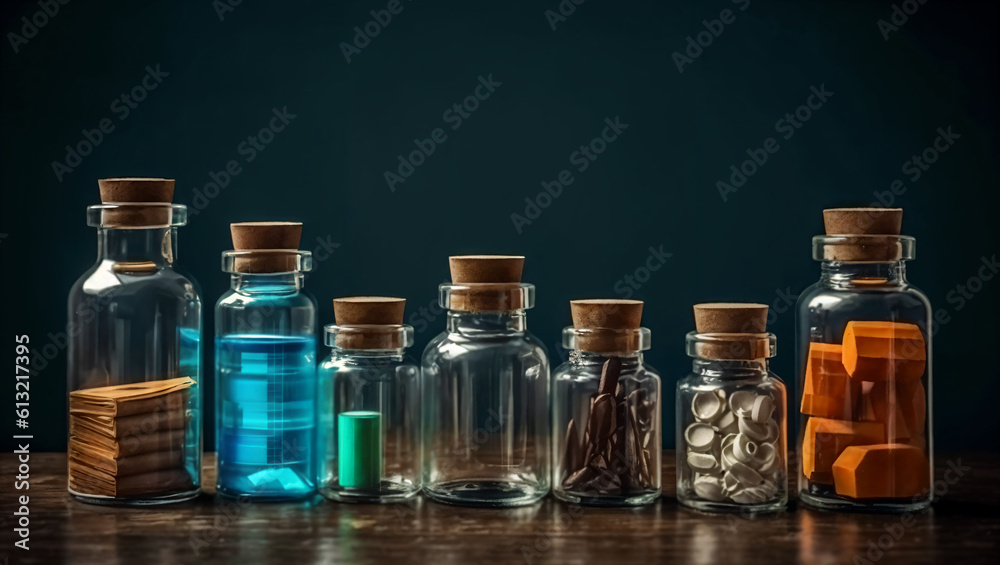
[764, 420, 779, 443]
[716, 389, 727, 401]
[687, 451, 718, 472]
[720, 442, 738, 471]
[733, 434, 757, 463]
[685, 423, 718, 452]
[729, 391, 756, 417]
[738, 416, 770, 443]
[721, 433, 738, 451]
[751, 442, 776, 471]
[759, 479, 778, 498]
[730, 486, 769, 504]
[728, 461, 764, 488]
[751, 395, 774, 424]
[692, 391, 724, 422]
[693, 474, 726, 501]
[713, 410, 739, 435]
[723, 470, 740, 492]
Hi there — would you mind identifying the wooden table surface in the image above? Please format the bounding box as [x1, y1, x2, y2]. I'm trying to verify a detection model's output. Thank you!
[2, 451, 998, 565]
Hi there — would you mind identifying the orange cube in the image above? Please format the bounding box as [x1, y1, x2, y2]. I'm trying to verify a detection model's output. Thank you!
[842, 321, 926, 382]
[857, 381, 927, 446]
[832, 443, 930, 499]
[802, 417, 884, 483]
[800, 343, 860, 419]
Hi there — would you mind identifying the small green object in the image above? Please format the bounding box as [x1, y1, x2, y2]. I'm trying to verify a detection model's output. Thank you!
[338, 411, 382, 490]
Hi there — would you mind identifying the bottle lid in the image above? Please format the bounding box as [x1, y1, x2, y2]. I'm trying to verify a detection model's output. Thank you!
[693, 303, 768, 334]
[567, 299, 647, 353]
[689, 302, 774, 360]
[229, 222, 303, 273]
[816, 208, 910, 262]
[442, 255, 530, 312]
[334, 297, 405, 325]
[95, 177, 176, 227]
[329, 297, 409, 350]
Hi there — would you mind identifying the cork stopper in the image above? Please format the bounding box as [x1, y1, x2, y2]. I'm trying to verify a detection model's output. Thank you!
[821, 208, 904, 262]
[334, 297, 406, 325]
[694, 303, 768, 334]
[332, 297, 407, 350]
[570, 299, 644, 353]
[447, 255, 526, 312]
[823, 208, 902, 235]
[692, 303, 771, 360]
[97, 177, 175, 227]
[449, 256, 524, 283]
[230, 222, 303, 273]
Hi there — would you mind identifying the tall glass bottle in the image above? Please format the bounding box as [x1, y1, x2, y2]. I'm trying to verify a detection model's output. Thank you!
[422, 255, 550, 507]
[67, 178, 202, 505]
[318, 297, 421, 503]
[796, 208, 932, 512]
[215, 222, 317, 500]
[676, 303, 788, 513]
[552, 299, 661, 506]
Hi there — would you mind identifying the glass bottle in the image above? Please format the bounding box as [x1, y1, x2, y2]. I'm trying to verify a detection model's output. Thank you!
[676, 303, 788, 512]
[67, 178, 202, 505]
[552, 299, 661, 506]
[796, 208, 932, 512]
[317, 297, 421, 503]
[422, 255, 550, 507]
[215, 222, 317, 500]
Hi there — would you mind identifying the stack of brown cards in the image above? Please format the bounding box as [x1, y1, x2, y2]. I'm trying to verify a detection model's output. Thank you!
[68, 377, 195, 498]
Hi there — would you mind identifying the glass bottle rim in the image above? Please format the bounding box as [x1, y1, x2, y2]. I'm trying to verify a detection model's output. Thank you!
[324, 324, 414, 349]
[685, 331, 776, 359]
[812, 235, 915, 262]
[87, 203, 187, 228]
[438, 282, 535, 311]
[562, 326, 651, 352]
[221, 250, 313, 273]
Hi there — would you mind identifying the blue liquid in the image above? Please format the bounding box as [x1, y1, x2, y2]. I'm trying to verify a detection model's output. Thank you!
[216, 334, 316, 499]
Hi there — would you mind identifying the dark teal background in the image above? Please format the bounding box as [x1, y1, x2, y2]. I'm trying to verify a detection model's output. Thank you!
[2, 0, 998, 452]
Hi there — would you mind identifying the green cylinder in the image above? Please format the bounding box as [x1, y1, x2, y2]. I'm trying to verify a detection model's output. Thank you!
[338, 411, 382, 490]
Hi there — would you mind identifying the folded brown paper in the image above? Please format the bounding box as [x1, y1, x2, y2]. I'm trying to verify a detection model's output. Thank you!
[69, 459, 193, 497]
[69, 439, 184, 477]
[69, 377, 194, 418]
[71, 407, 189, 439]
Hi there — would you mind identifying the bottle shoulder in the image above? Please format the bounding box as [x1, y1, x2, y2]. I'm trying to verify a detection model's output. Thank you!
[216, 287, 317, 310]
[422, 329, 549, 365]
[70, 262, 201, 302]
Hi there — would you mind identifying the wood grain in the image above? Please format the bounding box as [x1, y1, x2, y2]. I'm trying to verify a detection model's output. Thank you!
[1, 452, 997, 565]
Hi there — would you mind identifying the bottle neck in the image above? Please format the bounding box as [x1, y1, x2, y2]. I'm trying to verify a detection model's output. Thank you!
[446, 310, 527, 335]
[570, 350, 643, 368]
[820, 261, 907, 289]
[230, 272, 304, 293]
[691, 358, 768, 379]
[97, 227, 176, 265]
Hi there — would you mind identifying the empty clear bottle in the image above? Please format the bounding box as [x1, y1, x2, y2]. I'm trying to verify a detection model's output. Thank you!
[318, 297, 421, 503]
[676, 303, 788, 513]
[797, 208, 932, 512]
[67, 178, 202, 505]
[422, 256, 550, 507]
[215, 222, 317, 500]
[552, 299, 661, 506]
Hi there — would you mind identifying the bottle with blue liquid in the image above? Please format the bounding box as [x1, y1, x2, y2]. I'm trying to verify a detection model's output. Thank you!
[215, 222, 317, 500]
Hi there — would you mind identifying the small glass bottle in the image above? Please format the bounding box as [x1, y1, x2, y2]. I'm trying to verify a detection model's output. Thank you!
[422, 255, 550, 507]
[317, 297, 421, 503]
[215, 222, 317, 500]
[67, 178, 202, 505]
[796, 208, 932, 512]
[676, 303, 788, 512]
[552, 299, 661, 506]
